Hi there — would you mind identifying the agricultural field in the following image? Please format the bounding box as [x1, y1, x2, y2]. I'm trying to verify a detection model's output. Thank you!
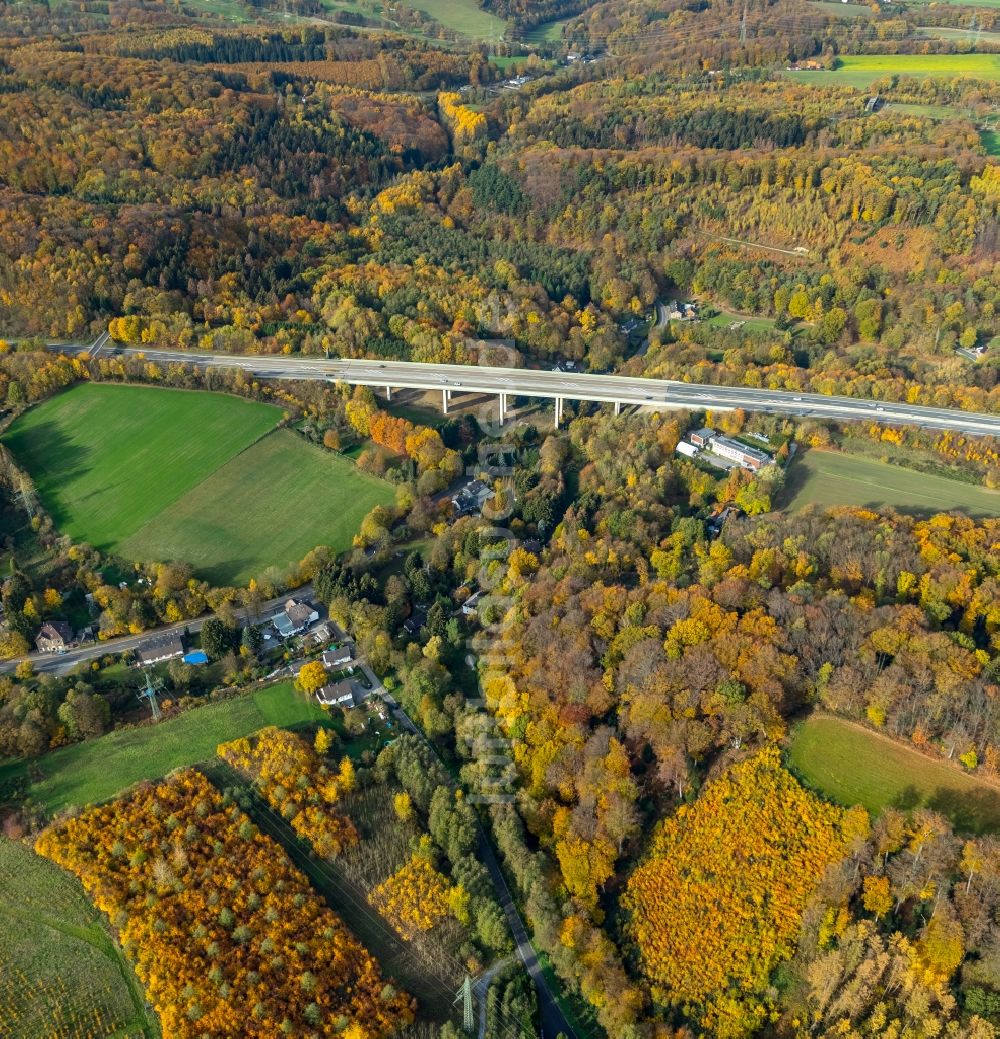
[806, 0, 873, 17]
[785, 53, 1000, 88]
[395, 0, 504, 38]
[121, 429, 395, 586]
[787, 713, 1000, 834]
[2, 384, 278, 551]
[3, 385, 394, 586]
[783, 449, 1000, 517]
[0, 838, 158, 1039]
[0, 681, 327, 813]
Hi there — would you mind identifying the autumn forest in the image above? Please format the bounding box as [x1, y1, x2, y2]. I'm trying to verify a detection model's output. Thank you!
[3, 0, 1000, 1036]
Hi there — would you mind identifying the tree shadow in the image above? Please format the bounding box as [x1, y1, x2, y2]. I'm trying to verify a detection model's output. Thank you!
[3, 418, 93, 527]
[892, 784, 923, 813]
[926, 785, 1000, 836]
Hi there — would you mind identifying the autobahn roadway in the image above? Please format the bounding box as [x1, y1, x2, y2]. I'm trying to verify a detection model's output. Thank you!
[51, 340, 1000, 437]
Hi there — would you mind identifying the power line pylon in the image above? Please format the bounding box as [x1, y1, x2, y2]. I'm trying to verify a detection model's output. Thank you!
[137, 669, 164, 722]
[454, 975, 474, 1034]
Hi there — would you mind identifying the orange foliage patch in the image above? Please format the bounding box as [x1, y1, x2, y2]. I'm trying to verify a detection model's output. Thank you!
[217, 726, 358, 859]
[35, 769, 412, 1038]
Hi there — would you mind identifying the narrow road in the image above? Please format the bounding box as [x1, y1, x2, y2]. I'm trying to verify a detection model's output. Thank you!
[0, 584, 313, 676]
[385, 703, 579, 1039]
[474, 956, 514, 1039]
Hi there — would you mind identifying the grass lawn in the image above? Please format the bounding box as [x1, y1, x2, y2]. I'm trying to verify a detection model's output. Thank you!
[916, 25, 1000, 43]
[703, 309, 778, 334]
[784, 53, 1000, 88]
[884, 100, 969, 119]
[122, 428, 395, 585]
[396, 0, 504, 38]
[783, 449, 1000, 517]
[2, 384, 278, 550]
[983, 129, 1000, 155]
[787, 713, 1000, 834]
[0, 838, 158, 1039]
[522, 15, 573, 41]
[806, 0, 873, 17]
[0, 681, 328, 813]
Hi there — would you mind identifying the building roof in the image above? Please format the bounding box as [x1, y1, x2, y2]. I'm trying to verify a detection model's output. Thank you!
[136, 633, 184, 664]
[38, 620, 72, 642]
[321, 644, 354, 667]
[316, 680, 357, 708]
[691, 427, 716, 441]
[712, 435, 772, 464]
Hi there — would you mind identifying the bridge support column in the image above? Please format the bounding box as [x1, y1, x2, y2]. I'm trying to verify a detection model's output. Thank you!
[614, 401, 621, 416]
[499, 392, 507, 426]
[386, 385, 392, 401]
[442, 388, 450, 414]
[554, 397, 563, 428]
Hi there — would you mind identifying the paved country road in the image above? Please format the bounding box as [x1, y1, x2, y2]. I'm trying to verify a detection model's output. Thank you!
[0, 585, 313, 677]
[35, 338, 1000, 438]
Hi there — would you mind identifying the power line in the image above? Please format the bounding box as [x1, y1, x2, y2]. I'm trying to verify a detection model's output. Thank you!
[213, 765, 542, 1039]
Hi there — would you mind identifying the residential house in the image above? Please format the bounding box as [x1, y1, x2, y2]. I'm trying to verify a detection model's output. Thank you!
[461, 590, 483, 617]
[451, 480, 493, 518]
[402, 607, 427, 637]
[136, 633, 184, 667]
[316, 680, 358, 710]
[306, 622, 334, 649]
[321, 644, 354, 669]
[35, 620, 73, 654]
[273, 598, 319, 639]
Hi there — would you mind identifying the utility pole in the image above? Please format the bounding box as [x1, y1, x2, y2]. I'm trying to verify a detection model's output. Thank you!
[455, 975, 474, 1034]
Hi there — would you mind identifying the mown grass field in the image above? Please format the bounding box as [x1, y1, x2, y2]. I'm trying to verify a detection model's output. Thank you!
[0, 838, 158, 1039]
[396, 0, 504, 38]
[784, 449, 1000, 517]
[785, 53, 1000, 88]
[0, 681, 327, 813]
[121, 428, 395, 585]
[2, 384, 279, 550]
[4, 385, 394, 585]
[787, 714, 1000, 834]
[983, 129, 1000, 156]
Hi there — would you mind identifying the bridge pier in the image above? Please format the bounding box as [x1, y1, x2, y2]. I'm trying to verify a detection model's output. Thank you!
[385, 385, 392, 401]
[499, 392, 507, 426]
[614, 401, 621, 416]
[442, 388, 450, 414]
[554, 396, 564, 428]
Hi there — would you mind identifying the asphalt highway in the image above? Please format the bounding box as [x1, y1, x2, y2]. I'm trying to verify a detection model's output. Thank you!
[53, 342, 1000, 437]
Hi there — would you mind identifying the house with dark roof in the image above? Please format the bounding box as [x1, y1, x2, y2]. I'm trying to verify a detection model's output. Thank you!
[316, 680, 358, 710]
[35, 620, 73, 654]
[321, 644, 354, 669]
[136, 633, 184, 667]
[273, 598, 319, 639]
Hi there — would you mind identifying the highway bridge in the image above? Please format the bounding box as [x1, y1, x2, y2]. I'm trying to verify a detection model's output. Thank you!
[56, 336, 1000, 437]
